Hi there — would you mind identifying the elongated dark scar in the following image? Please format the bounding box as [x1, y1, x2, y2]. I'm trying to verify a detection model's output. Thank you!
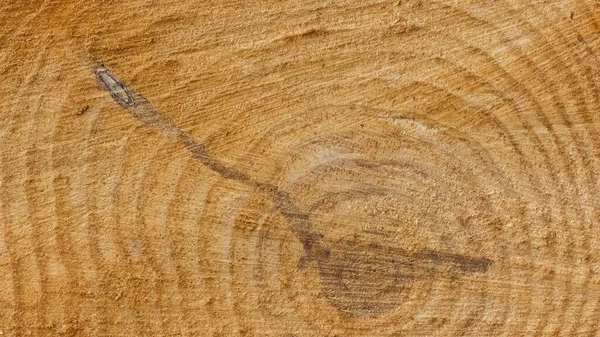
[92, 63, 320, 265]
[92, 63, 492, 275]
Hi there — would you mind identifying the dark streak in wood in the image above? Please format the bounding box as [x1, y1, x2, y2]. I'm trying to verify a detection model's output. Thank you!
[418, 249, 492, 273]
[92, 62, 493, 316]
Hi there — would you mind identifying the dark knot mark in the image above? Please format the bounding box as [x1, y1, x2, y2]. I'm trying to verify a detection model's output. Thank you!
[92, 63, 493, 316]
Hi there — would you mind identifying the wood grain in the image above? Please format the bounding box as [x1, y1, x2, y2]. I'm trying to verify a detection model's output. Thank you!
[1, 0, 600, 336]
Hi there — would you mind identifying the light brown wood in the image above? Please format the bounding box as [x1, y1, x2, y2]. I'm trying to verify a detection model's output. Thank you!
[2, 1, 600, 335]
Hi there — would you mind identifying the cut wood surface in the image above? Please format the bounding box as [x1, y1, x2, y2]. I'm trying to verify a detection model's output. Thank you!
[1, 1, 600, 336]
